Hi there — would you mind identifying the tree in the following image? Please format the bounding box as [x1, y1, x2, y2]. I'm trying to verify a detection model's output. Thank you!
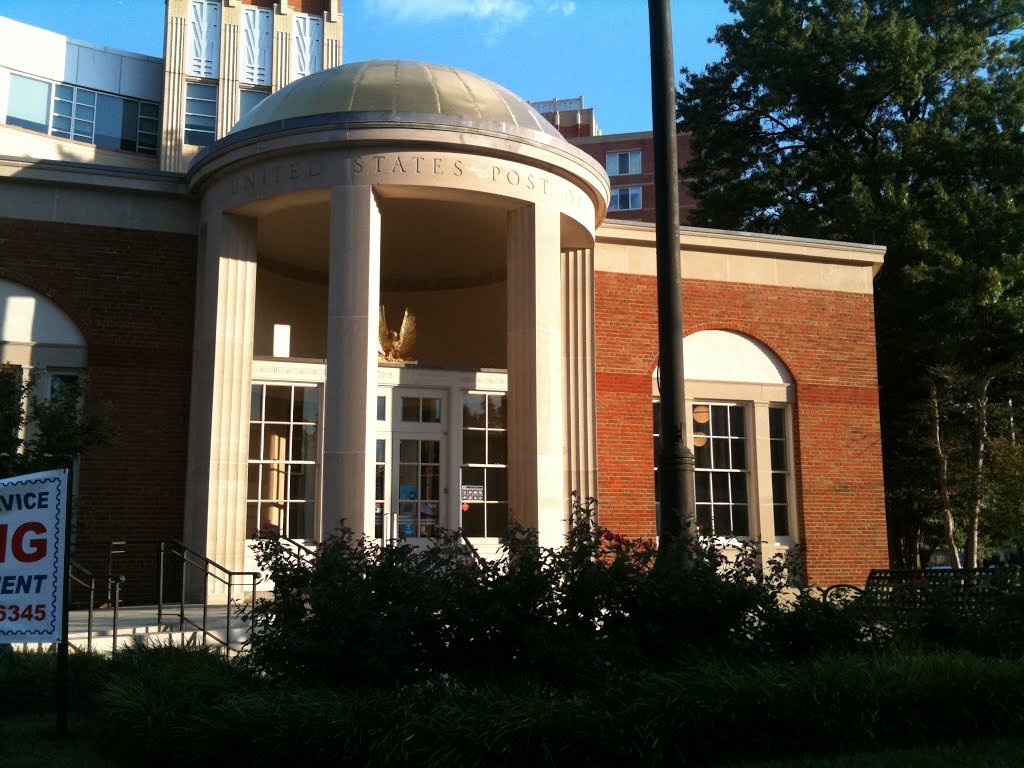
[677, 0, 1024, 567]
[0, 363, 110, 478]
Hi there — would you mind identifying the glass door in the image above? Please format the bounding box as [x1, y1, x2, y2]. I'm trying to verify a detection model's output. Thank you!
[376, 389, 447, 543]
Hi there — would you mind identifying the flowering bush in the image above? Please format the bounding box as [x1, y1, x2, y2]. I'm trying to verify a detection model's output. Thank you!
[243, 495, 849, 688]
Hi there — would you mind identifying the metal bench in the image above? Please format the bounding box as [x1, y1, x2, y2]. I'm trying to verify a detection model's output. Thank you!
[823, 566, 1021, 619]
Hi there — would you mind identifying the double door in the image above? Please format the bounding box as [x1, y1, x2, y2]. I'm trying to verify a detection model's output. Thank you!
[375, 388, 448, 542]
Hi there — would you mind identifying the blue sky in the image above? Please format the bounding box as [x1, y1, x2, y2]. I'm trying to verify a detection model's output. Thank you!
[0, 0, 731, 134]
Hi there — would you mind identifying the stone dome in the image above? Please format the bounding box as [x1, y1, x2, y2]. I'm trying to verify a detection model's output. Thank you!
[230, 59, 565, 142]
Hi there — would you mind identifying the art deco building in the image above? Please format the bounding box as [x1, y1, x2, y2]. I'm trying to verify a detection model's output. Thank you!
[0, 2, 889, 598]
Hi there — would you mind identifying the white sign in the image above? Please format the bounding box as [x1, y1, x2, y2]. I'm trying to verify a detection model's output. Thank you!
[0, 470, 68, 644]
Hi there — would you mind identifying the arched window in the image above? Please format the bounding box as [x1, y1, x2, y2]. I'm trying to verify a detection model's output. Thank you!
[0, 278, 87, 438]
[654, 330, 796, 546]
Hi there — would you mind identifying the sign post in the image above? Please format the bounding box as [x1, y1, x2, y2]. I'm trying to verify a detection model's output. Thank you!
[0, 470, 70, 731]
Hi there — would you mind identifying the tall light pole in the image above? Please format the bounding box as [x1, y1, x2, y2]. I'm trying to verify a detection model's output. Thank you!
[648, 0, 695, 566]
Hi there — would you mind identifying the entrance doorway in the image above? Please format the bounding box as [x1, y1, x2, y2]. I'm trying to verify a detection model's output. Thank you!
[375, 388, 448, 543]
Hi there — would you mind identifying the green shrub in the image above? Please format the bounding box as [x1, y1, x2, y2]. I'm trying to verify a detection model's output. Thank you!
[243, 497, 817, 688]
[98, 648, 1024, 766]
[0, 649, 108, 714]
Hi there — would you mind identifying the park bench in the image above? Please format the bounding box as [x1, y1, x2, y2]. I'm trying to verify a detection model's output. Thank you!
[822, 566, 1022, 619]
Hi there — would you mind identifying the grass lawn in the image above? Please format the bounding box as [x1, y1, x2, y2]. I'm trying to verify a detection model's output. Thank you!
[2, 709, 1023, 767]
[0, 714, 113, 768]
[739, 739, 1024, 768]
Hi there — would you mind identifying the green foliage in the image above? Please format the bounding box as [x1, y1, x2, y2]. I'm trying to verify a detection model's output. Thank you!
[0, 650, 109, 714]
[0, 363, 111, 478]
[97, 647, 1024, 767]
[243, 498, 818, 688]
[676, 0, 1024, 562]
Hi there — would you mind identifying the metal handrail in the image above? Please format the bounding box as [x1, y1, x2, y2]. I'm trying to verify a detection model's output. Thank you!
[157, 539, 259, 656]
[68, 559, 96, 653]
[459, 531, 488, 568]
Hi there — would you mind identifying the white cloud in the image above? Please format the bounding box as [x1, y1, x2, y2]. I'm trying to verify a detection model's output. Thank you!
[547, 1, 576, 16]
[374, 0, 575, 23]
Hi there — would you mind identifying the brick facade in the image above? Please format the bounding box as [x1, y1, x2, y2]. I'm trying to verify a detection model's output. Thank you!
[0, 218, 196, 602]
[569, 132, 696, 224]
[593, 270, 889, 586]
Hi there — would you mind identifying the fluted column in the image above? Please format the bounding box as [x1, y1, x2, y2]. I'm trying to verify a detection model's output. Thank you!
[160, 0, 190, 171]
[271, 8, 291, 91]
[507, 204, 568, 549]
[217, 1, 242, 136]
[184, 212, 258, 599]
[562, 248, 598, 506]
[322, 185, 381, 538]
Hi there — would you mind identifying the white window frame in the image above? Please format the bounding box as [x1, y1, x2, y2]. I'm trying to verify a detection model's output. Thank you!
[184, 81, 218, 146]
[609, 185, 642, 212]
[606, 149, 641, 176]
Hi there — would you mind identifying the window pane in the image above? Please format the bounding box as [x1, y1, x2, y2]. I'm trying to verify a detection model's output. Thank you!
[487, 504, 509, 537]
[694, 473, 711, 503]
[399, 439, 418, 464]
[710, 405, 729, 436]
[290, 386, 315, 422]
[246, 463, 260, 501]
[730, 473, 748, 504]
[463, 394, 486, 428]
[772, 473, 788, 505]
[291, 424, 317, 461]
[711, 472, 729, 502]
[486, 467, 508, 502]
[488, 430, 507, 465]
[401, 397, 420, 422]
[261, 463, 287, 500]
[770, 439, 787, 471]
[421, 398, 441, 423]
[420, 440, 440, 464]
[774, 505, 790, 537]
[462, 429, 485, 464]
[248, 424, 261, 460]
[94, 93, 124, 150]
[732, 506, 749, 537]
[265, 386, 290, 421]
[713, 505, 731, 537]
[731, 439, 747, 470]
[7, 74, 51, 133]
[375, 438, 386, 464]
[462, 504, 485, 537]
[376, 395, 387, 421]
[693, 439, 711, 468]
[696, 505, 712, 535]
[712, 438, 731, 469]
[287, 501, 314, 539]
[239, 88, 268, 116]
[729, 406, 746, 437]
[628, 151, 641, 174]
[246, 502, 259, 537]
[487, 395, 506, 428]
[53, 100, 72, 117]
[250, 385, 263, 420]
[629, 187, 641, 209]
[420, 465, 440, 501]
[462, 466, 484, 489]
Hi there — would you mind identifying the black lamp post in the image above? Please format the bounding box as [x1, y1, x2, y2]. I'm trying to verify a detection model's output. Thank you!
[648, 0, 696, 565]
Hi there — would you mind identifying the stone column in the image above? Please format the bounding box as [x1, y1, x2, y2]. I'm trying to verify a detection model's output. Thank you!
[217, 1, 242, 138]
[752, 402, 780, 562]
[562, 248, 599, 506]
[183, 212, 258, 599]
[322, 185, 381, 538]
[507, 204, 568, 549]
[160, 0, 189, 171]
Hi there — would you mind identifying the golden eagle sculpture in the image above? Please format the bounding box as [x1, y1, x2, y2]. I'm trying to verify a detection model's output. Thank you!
[378, 306, 417, 362]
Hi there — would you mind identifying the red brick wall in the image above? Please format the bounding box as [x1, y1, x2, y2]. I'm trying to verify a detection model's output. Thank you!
[594, 271, 889, 586]
[0, 218, 196, 602]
